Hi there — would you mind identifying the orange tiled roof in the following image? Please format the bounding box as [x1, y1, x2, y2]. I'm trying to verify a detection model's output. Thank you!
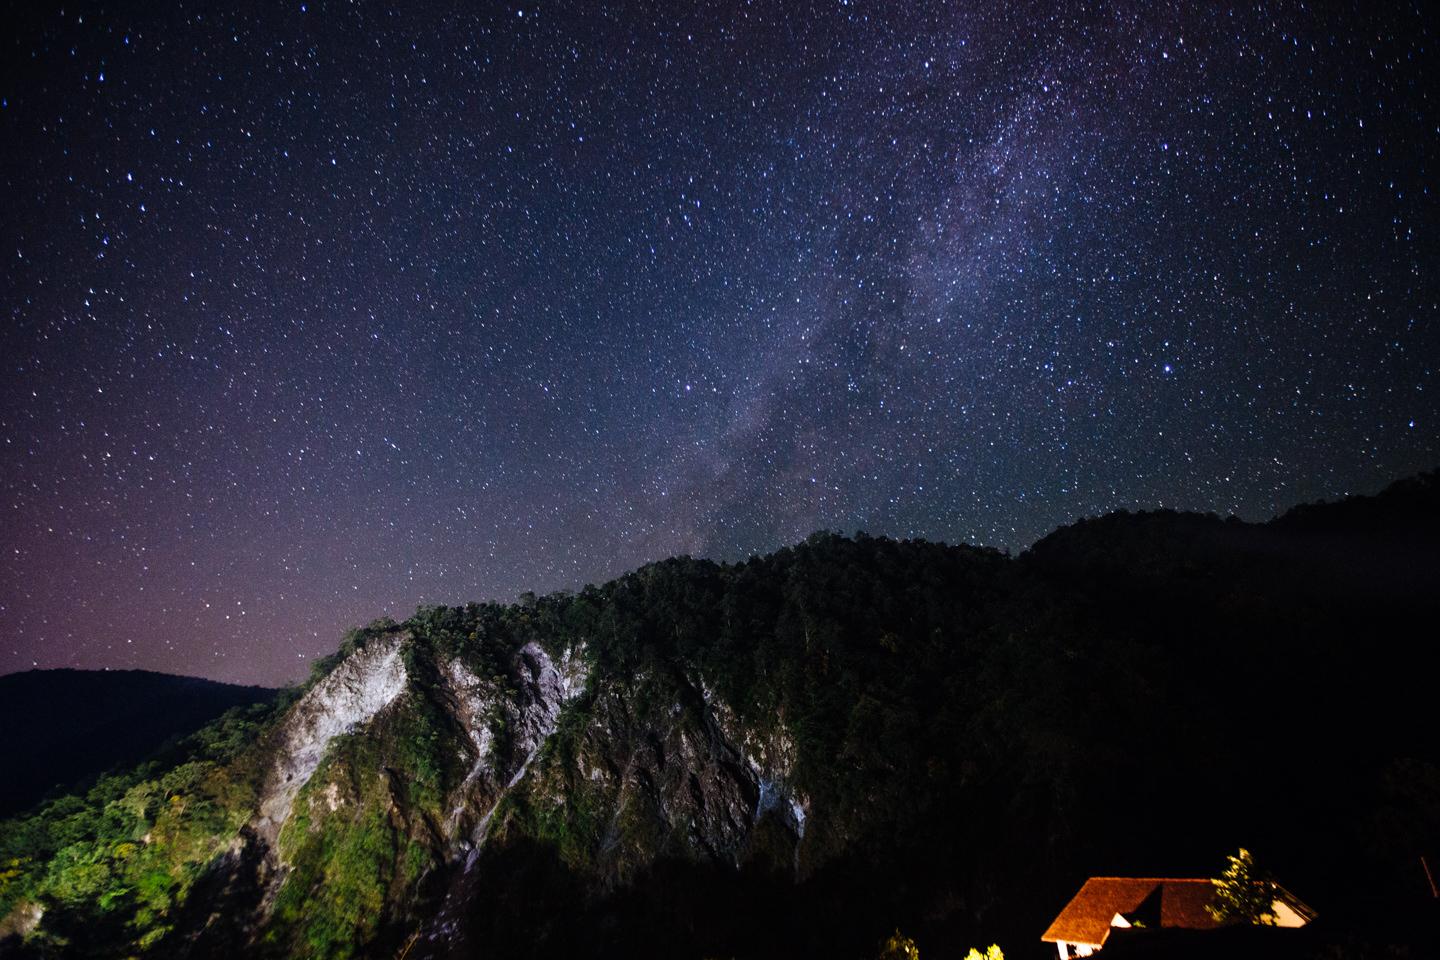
[1041, 878, 1225, 947]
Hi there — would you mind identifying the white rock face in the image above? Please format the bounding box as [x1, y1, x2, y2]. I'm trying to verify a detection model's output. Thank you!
[460, 641, 589, 850]
[443, 658, 497, 831]
[514, 641, 588, 735]
[257, 636, 408, 830]
[705, 679, 809, 840]
[0, 900, 43, 940]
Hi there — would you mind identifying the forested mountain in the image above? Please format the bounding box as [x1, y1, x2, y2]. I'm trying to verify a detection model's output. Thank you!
[2, 473, 1437, 959]
[0, 671, 276, 819]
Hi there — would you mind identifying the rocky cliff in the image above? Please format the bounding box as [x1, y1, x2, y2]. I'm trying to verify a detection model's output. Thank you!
[146, 613, 821, 960]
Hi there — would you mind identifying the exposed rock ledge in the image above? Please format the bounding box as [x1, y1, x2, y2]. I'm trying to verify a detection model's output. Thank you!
[255, 636, 408, 833]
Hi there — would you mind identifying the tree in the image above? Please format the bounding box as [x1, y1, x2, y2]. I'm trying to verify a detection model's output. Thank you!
[963, 946, 1004, 960]
[1207, 847, 1277, 925]
[877, 929, 919, 960]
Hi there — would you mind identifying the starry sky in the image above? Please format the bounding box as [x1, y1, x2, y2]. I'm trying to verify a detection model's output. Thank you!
[2, 1, 1436, 686]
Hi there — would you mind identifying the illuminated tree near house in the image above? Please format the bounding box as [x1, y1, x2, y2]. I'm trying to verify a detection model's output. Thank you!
[1207, 848, 1278, 925]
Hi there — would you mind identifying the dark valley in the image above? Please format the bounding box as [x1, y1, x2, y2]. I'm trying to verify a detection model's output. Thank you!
[0, 671, 276, 820]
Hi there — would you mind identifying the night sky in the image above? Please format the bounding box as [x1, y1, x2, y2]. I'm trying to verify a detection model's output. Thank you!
[2, 2, 1436, 686]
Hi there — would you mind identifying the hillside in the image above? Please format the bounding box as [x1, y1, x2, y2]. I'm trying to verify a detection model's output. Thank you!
[0, 671, 276, 819]
[2, 473, 1438, 959]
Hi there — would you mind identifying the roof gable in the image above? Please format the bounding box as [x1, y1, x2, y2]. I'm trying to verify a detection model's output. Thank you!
[1041, 878, 1224, 946]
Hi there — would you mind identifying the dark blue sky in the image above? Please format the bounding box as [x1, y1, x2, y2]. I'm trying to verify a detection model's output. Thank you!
[2, 1, 1436, 685]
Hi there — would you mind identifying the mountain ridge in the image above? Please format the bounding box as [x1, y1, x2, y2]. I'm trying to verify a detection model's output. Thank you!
[0, 670, 277, 820]
[2, 471, 1438, 959]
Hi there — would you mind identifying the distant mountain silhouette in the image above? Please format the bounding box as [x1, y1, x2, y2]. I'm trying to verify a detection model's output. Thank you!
[0, 669, 276, 817]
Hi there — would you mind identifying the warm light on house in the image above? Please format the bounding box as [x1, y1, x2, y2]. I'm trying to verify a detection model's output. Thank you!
[1040, 877, 1314, 959]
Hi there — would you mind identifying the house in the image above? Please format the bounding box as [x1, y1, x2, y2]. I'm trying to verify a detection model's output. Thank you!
[1040, 877, 1314, 959]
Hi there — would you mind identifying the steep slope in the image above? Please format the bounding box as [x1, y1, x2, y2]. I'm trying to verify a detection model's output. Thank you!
[0, 670, 276, 818]
[2, 473, 1438, 959]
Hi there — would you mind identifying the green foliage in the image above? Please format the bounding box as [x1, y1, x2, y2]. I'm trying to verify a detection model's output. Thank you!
[0, 697, 280, 952]
[306, 618, 402, 687]
[1207, 847, 1277, 925]
[0, 760, 251, 954]
[264, 670, 462, 960]
[268, 752, 399, 960]
[878, 929, 920, 960]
